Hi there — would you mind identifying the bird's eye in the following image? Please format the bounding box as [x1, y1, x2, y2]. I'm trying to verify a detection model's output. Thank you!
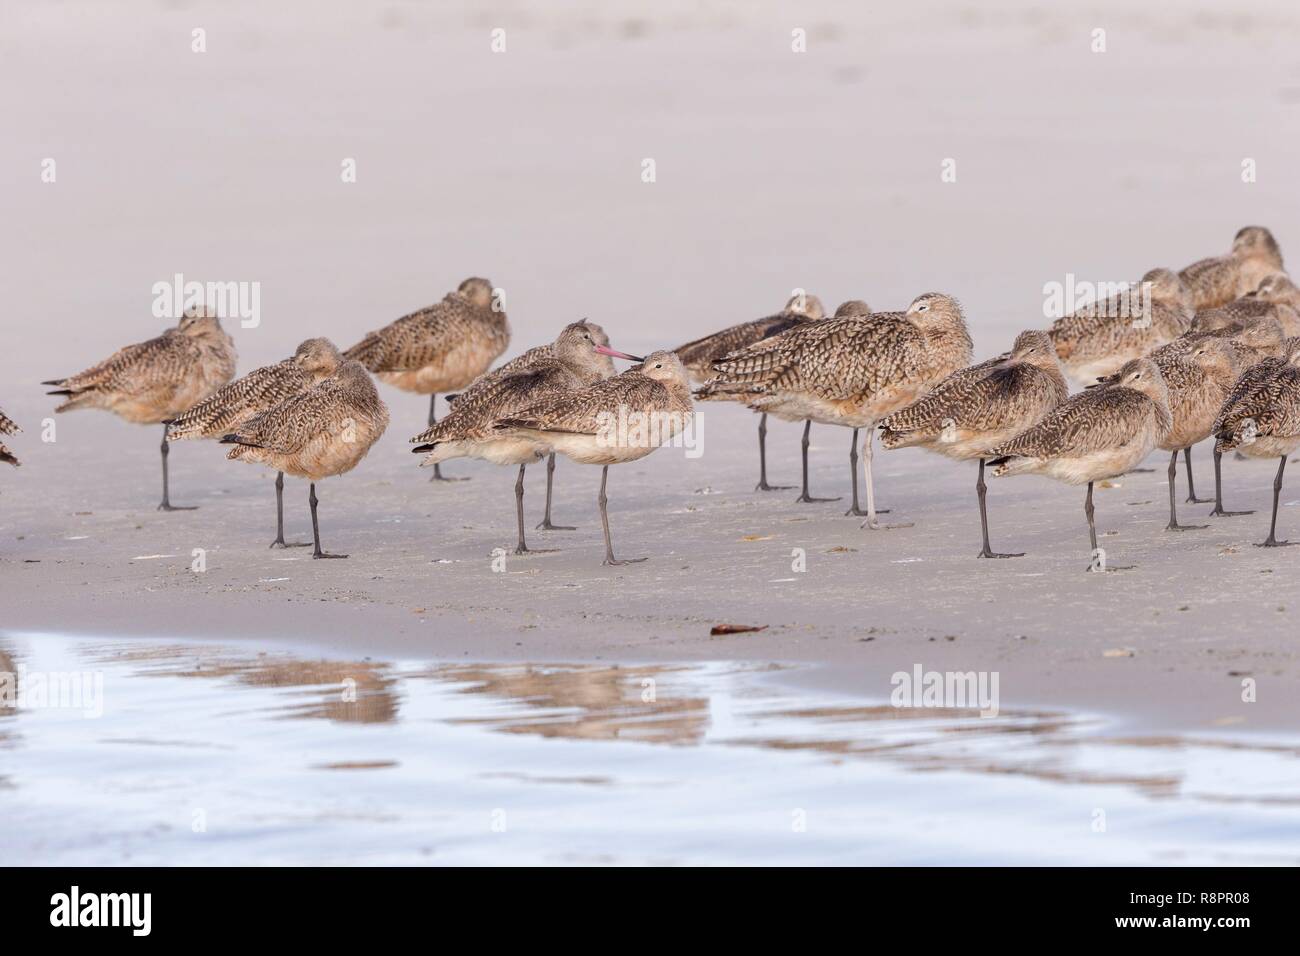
[655, 363, 662, 369]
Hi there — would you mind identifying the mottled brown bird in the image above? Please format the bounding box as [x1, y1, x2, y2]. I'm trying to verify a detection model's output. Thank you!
[221, 360, 390, 559]
[449, 319, 627, 531]
[1213, 339, 1300, 546]
[990, 358, 1172, 570]
[1179, 226, 1284, 311]
[880, 330, 1068, 557]
[706, 293, 973, 529]
[494, 352, 694, 566]
[1048, 269, 1194, 385]
[167, 338, 343, 547]
[344, 277, 508, 481]
[680, 292, 825, 493]
[0, 408, 19, 467]
[410, 323, 640, 554]
[42, 308, 237, 510]
[1108, 338, 1240, 531]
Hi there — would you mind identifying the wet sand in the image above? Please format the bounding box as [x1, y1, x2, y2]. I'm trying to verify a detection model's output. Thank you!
[4, 1, 1300, 734]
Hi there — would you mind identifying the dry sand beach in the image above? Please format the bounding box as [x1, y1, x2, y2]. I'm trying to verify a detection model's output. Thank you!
[4, 0, 1300, 743]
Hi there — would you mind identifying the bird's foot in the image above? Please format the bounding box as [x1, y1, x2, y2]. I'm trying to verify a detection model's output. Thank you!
[270, 540, 311, 549]
[534, 520, 577, 531]
[794, 494, 841, 504]
[313, 551, 349, 560]
[845, 505, 890, 517]
[756, 482, 794, 492]
[603, 556, 648, 566]
[1255, 538, 1298, 548]
[1209, 507, 1254, 518]
[977, 549, 1024, 559]
[513, 546, 558, 556]
[1164, 522, 1208, 532]
[1086, 562, 1134, 572]
[158, 503, 198, 512]
[1185, 495, 1213, 504]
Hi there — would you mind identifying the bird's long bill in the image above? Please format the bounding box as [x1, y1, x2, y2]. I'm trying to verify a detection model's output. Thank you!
[595, 345, 644, 362]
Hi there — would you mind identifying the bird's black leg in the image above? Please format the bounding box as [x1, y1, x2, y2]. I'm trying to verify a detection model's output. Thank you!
[1183, 446, 1212, 504]
[428, 395, 469, 483]
[755, 413, 792, 492]
[1256, 455, 1296, 548]
[1166, 449, 1206, 532]
[599, 465, 646, 566]
[1085, 480, 1132, 571]
[157, 423, 197, 512]
[977, 458, 1023, 558]
[535, 452, 576, 530]
[794, 420, 839, 503]
[1209, 448, 1253, 517]
[269, 471, 308, 548]
[309, 482, 347, 559]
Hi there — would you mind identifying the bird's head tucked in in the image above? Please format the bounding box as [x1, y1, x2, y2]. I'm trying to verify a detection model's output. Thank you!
[294, 337, 344, 379]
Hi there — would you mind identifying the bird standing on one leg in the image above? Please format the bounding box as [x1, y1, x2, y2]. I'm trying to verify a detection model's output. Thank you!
[42, 307, 237, 510]
[988, 358, 1172, 571]
[879, 330, 1068, 558]
[344, 277, 508, 482]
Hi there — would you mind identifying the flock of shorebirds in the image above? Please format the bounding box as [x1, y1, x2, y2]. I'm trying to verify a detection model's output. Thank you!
[3, 226, 1300, 570]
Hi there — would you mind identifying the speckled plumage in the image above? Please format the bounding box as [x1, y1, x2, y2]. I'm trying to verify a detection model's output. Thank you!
[1048, 269, 1194, 384]
[43, 309, 237, 424]
[705, 293, 973, 428]
[1152, 313, 1285, 370]
[676, 293, 825, 386]
[495, 352, 694, 466]
[1192, 295, 1300, 338]
[880, 330, 1068, 460]
[0, 407, 19, 466]
[1179, 226, 1284, 311]
[344, 277, 510, 394]
[167, 338, 342, 441]
[1213, 341, 1300, 458]
[223, 360, 390, 481]
[410, 323, 619, 465]
[990, 358, 1172, 484]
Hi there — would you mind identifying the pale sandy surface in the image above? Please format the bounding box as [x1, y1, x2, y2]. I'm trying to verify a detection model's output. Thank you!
[3, 0, 1300, 734]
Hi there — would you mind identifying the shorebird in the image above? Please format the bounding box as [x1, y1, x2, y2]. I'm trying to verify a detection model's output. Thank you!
[879, 330, 1068, 557]
[707, 294, 973, 528]
[1213, 340, 1300, 547]
[410, 323, 640, 555]
[989, 358, 1172, 570]
[679, 292, 825, 492]
[1103, 338, 1240, 532]
[448, 319, 626, 532]
[493, 351, 693, 565]
[220, 360, 389, 559]
[1143, 315, 1286, 515]
[166, 338, 344, 547]
[344, 277, 508, 481]
[0, 408, 19, 466]
[42, 307, 237, 510]
[1048, 268, 1194, 385]
[1179, 226, 1284, 310]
